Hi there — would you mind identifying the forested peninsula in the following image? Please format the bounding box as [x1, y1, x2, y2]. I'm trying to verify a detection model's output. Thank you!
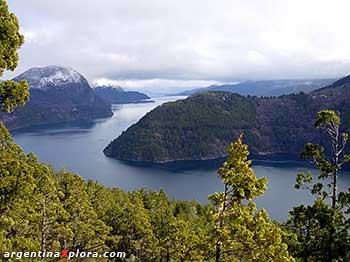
[104, 77, 350, 162]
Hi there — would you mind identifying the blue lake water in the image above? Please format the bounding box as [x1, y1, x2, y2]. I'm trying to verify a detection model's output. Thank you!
[11, 96, 350, 221]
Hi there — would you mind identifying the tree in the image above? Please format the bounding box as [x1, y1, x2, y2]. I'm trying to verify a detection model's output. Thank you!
[0, 123, 35, 215]
[109, 191, 159, 261]
[142, 190, 211, 261]
[56, 172, 111, 258]
[287, 110, 350, 261]
[31, 162, 69, 254]
[0, 0, 29, 112]
[297, 110, 349, 208]
[209, 134, 294, 262]
[0, 0, 31, 226]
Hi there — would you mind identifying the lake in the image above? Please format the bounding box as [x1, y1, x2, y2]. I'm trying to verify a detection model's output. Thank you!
[11, 96, 350, 221]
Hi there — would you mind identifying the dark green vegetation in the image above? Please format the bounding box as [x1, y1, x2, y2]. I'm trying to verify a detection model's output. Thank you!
[104, 93, 256, 162]
[0, 66, 112, 130]
[94, 85, 152, 104]
[105, 77, 350, 162]
[210, 134, 293, 262]
[176, 79, 335, 96]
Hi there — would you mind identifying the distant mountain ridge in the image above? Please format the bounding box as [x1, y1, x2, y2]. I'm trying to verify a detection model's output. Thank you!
[0, 66, 112, 130]
[94, 85, 152, 104]
[176, 79, 335, 96]
[104, 77, 350, 163]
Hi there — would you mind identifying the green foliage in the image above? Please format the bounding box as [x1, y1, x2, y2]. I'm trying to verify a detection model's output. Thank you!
[56, 172, 111, 253]
[287, 109, 350, 261]
[0, 80, 29, 112]
[0, 0, 29, 112]
[216, 134, 267, 200]
[210, 135, 294, 262]
[0, 0, 23, 74]
[287, 200, 347, 262]
[299, 110, 349, 206]
[315, 110, 340, 128]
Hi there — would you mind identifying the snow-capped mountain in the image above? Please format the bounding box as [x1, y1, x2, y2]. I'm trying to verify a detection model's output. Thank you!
[0, 66, 112, 130]
[13, 65, 88, 90]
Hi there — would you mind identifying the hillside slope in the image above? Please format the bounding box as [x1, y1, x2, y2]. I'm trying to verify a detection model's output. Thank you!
[177, 79, 335, 96]
[104, 77, 350, 162]
[0, 66, 112, 130]
[94, 85, 152, 104]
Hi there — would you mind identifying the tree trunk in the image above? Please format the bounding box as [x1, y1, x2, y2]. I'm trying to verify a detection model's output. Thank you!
[215, 184, 228, 262]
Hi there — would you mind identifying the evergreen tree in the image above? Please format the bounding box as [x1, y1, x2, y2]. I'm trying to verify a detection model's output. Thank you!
[142, 190, 210, 261]
[111, 191, 159, 261]
[210, 134, 294, 262]
[0, 0, 29, 112]
[287, 109, 350, 261]
[32, 163, 69, 254]
[56, 172, 111, 257]
[0, 3, 32, 257]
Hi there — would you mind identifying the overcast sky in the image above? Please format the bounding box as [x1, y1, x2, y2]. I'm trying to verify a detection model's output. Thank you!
[4, 0, 350, 93]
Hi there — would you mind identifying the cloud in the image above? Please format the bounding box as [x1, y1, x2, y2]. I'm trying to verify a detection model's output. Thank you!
[3, 0, 350, 93]
[247, 51, 269, 66]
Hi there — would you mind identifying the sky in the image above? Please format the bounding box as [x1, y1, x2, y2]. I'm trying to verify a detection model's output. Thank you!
[4, 0, 350, 94]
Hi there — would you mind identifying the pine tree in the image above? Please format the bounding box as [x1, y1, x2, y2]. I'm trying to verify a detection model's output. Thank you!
[56, 172, 111, 258]
[210, 134, 294, 262]
[0, 3, 32, 256]
[288, 110, 350, 261]
[0, 0, 29, 113]
[112, 191, 159, 261]
[143, 190, 210, 261]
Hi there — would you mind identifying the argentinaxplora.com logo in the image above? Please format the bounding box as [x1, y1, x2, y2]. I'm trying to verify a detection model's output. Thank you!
[2, 249, 126, 260]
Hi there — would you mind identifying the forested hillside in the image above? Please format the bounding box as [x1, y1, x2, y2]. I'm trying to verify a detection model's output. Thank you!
[105, 78, 350, 162]
[176, 79, 335, 96]
[94, 86, 152, 104]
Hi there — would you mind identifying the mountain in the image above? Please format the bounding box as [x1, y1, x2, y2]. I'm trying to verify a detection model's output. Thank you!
[0, 66, 112, 130]
[176, 79, 335, 96]
[94, 85, 152, 104]
[103, 77, 350, 163]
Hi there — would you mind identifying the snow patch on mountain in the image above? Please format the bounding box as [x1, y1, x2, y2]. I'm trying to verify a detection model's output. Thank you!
[14, 65, 88, 90]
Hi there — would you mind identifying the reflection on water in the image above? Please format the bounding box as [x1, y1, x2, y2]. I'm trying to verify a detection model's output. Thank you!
[11, 96, 350, 221]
